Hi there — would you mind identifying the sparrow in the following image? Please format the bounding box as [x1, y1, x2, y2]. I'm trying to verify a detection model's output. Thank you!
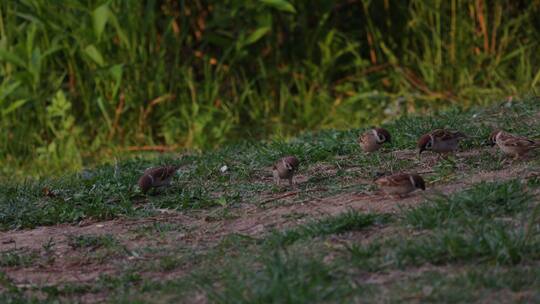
[358, 128, 392, 153]
[375, 173, 426, 198]
[418, 129, 467, 156]
[138, 165, 179, 194]
[272, 156, 300, 186]
[489, 130, 540, 159]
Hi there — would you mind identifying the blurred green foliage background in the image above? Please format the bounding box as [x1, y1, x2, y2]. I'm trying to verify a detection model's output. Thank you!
[1, 0, 540, 175]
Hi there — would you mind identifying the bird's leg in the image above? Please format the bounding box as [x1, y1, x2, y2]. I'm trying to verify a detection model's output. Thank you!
[442, 152, 450, 160]
[273, 171, 280, 186]
[499, 155, 510, 166]
[288, 176, 294, 187]
[430, 154, 441, 167]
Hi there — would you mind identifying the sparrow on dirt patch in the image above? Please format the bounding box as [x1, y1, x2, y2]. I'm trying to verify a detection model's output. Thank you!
[418, 129, 467, 157]
[138, 165, 179, 194]
[375, 172, 426, 198]
[489, 130, 540, 159]
[272, 156, 300, 187]
[358, 128, 392, 153]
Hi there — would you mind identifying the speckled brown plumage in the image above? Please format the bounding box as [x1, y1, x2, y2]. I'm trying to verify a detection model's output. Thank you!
[138, 165, 179, 193]
[375, 172, 425, 197]
[272, 156, 300, 186]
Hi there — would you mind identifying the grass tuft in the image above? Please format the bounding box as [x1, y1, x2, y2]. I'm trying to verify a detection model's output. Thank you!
[404, 180, 531, 229]
[266, 210, 390, 247]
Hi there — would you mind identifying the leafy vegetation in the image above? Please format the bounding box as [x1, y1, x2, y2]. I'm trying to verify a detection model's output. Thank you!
[2, 0, 540, 175]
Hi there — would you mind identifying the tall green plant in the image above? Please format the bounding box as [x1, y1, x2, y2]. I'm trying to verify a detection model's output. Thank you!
[0, 0, 539, 175]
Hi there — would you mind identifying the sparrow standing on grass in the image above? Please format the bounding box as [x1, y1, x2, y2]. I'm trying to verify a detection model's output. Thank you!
[489, 130, 540, 159]
[418, 129, 467, 157]
[375, 173, 426, 198]
[358, 128, 392, 153]
[138, 165, 179, 194]
[273, 156, 300, 187]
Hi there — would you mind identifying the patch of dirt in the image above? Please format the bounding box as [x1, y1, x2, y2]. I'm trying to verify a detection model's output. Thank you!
[1, 147, 539, 302]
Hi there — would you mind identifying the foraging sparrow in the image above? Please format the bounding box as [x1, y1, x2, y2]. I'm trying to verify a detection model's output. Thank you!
[375, 173, 426, 198]
[358, 128, 392, 152]
[489, 130, 540, 159]
[418, 129, 467, 156]
[273, 156, 300, 186]
[138, 165, 179, 193]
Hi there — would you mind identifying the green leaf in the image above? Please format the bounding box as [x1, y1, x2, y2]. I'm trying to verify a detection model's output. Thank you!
[92, 3, 110, 40]
[204, 32, 233, 48]
[244, 26, 271, 45]
[47, 91, 71, 118]
[2, 99, 28, 116]
[532, 68, 540, 88]
[108, 11, 131, 49]
[260, 0, 296, 13]
[29, 47, 42, 84]
[84, 45, 105, 67]
[96, 97, 112, 132]
[109, 64, 123, 98]
[26, 23, 37, 60]
[0, 49, 26, 67]
[0, 81, 21, 103]
[41, 44, 63, 58]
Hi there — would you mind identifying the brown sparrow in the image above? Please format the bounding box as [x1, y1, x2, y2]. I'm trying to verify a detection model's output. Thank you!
[358, 128, 392, 152]
[273, 156, 300, 186]
[418, 129, 467, 156]
[375, 173, 426, 198]
[489, 130, 540, 159]
[138, 165, 179, 193]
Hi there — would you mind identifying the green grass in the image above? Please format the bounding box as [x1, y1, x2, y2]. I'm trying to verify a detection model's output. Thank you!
[393, 222, 537, 266]
[67, 234, 119, 250]
[1, 97, 540, 229]
[0, 249, 37, 267]
[2, 98, 540, 303]
[266, 211, 390, 247]
[387, 266, 540, 303]
[3, 189, 540, 303]
[191, 179, 539, 302]
[201, 251, 357, 304]
[403, 180, 532, 229]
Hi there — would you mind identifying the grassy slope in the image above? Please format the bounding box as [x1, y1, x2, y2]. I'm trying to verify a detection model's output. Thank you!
[1, 97, 540, 303]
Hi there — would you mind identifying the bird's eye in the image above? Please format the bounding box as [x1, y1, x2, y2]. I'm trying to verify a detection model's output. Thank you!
[377, 134, 386, 143]
[426, 141, 432, 149]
